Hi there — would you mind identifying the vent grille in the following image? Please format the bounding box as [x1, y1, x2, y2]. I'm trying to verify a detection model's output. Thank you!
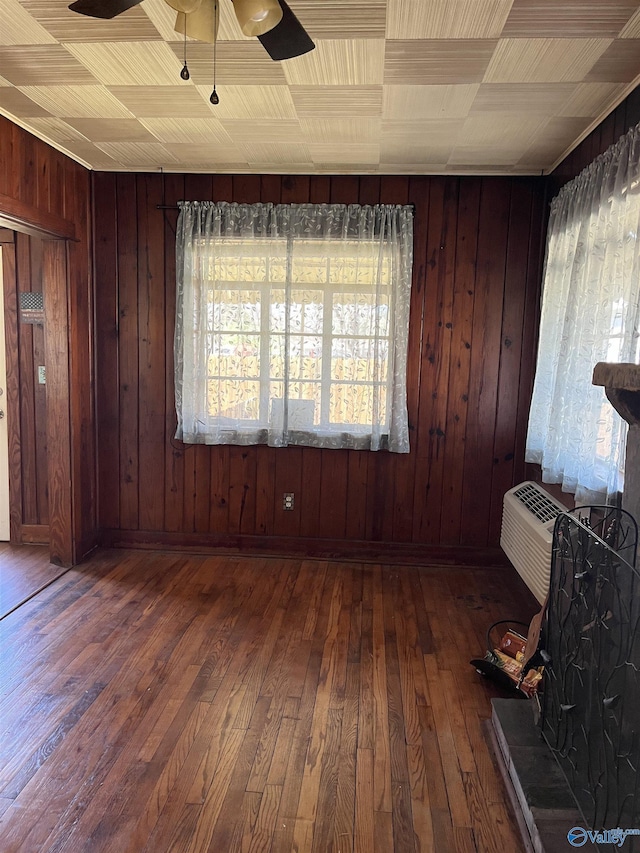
[20, 291, 44, 311]
[501, 482, 569, 603]
[513, 482, 563, 524]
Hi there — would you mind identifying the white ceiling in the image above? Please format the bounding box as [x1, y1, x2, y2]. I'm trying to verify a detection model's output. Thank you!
[2, 0, 640, 175]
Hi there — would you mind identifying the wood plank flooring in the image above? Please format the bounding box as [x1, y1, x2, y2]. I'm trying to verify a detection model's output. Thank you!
[0, 542, 64, 619]
[0, 549, 538, 852]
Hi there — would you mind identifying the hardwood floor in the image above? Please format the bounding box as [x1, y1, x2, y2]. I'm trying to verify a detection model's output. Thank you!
[0, 542, 65, 619]
[0, 549, 537, 852]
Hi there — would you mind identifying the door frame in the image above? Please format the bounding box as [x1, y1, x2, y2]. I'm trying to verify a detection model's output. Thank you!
[0, 195, 78, 566]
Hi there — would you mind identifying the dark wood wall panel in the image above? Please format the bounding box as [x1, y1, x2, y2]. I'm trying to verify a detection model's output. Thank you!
[94, 171, 546, 554]
[44, 240, 72, 562]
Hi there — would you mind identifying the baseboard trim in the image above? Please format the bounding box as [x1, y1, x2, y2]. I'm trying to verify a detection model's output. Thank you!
[99, 529, 510, 568]
[21, 523, 49, 545]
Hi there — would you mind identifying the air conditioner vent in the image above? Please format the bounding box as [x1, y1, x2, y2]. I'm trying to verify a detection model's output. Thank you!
[501, 481, 569, 603]
[512, 482, 563, 524]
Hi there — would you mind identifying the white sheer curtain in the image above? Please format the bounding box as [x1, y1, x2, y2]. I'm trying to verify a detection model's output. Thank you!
[526, 124, 640, 503]
[174, 202, 414, 451]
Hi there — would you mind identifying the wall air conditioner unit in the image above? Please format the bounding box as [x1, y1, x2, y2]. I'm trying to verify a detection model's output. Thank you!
[500, 481, 569, 604]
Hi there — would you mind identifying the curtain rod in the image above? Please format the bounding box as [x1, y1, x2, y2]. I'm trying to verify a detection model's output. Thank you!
[157, 202, 417, 212]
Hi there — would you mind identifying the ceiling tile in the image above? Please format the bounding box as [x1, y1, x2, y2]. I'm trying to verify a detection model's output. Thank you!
[382, 84, 479, 119]
[0, 0, 58, 45]
[381, 139, 455, 164]
[503, 0, 638, 37]
[19, 84, 135, 118]
[288, 2, 387, 38]
[238, 142, 312, 166]
[0, 45, 98, 86]
[66, 117, 159, 142]
[557, 81, 627, 115]
[448, 145, 523, 166]
[484, 38, 613, 82]
[283, 40, 385, 86]
[290, 86, 383, 117]
[300, 118, 381, 144]
[619, 7, 640, 36]
[66, 42, 184, 86]
[384, 40, 497, 84]
[387, 0, 513, 39]
[20, 0, 161, 42]
[95, 140, 179, 168]
[139, 117, 233, 144]
[0, 87, 51, 117]
[223, 120, 304, 144]
[25, 116, 90, 143]
[308, 143, 381, 165]
[459, 114, 549, 147]
[59, 140, 122, 168]
[517, 115, 593, 165]
[585, 39, 640, 81]
[193, 85, 297, 120]
[470, 83, 577, 114]
[382, 118, 466, 143]
[109, 85, 215, 117]
[166, 41, 288, 86]
[162, 143, 248, 169]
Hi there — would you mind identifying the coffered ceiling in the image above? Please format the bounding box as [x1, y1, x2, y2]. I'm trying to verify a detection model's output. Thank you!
[2, 0, 640, 175]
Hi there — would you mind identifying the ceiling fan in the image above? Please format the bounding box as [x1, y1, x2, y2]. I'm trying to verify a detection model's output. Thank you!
[67, 0, 315, 61]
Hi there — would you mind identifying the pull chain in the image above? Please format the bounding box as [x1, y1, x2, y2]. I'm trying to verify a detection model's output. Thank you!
[210, 0, 220, 104]
[180, 23, 190, 80]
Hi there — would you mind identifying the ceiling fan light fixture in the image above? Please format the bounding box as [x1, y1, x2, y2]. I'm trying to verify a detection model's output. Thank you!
[164, 0, 202, 13]
[232, 0, 283, 37]
[174, 1, 219, 43]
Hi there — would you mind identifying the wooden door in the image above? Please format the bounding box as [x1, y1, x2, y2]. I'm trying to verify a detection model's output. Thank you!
[0, 247, 10, 540]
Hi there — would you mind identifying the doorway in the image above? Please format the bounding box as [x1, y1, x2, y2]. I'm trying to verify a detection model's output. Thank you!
[0, 250, 10, 541]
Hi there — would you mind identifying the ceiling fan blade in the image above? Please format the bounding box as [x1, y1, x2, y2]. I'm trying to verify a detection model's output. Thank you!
[257, 0, 314, 60]
[68, 0, 144, 18]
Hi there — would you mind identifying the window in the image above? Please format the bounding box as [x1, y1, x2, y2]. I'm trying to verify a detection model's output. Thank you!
[174, 202, 414, 452]
[526, 124, 640, 503]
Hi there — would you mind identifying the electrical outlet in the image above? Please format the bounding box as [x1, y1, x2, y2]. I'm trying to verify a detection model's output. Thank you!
[37, 365, 46, 385]
[283, 493, 294, 511]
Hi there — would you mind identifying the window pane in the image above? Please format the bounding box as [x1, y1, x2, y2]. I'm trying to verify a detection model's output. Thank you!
[289, 336, 322, 380]
[331, 339, 387, 382]
[212, 289, 261, 331]
[332, 292, 390, 337]
[208, 379, 260, 419]
[270, 335, 285, 379]
[289, 290, 324, 334]
[329, 383, 386, 426]
[208, 335, 261, 380]
[270, 289, 286, 332]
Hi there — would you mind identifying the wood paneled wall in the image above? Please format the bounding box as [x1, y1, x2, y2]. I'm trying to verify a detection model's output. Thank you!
[93, 172, 546, 558]
[0, 115, 95, 563]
